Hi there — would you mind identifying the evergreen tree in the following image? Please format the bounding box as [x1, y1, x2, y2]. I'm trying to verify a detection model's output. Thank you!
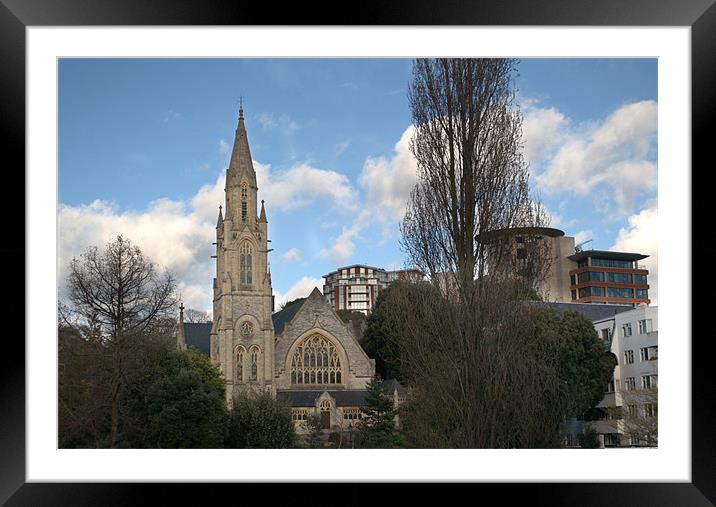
[304, 415, 324, 448]
[355, 377, 399, 448]
[226, 391, 296, 448]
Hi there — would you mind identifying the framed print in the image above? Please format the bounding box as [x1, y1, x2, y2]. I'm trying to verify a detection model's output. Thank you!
[3, 0, 711, 503]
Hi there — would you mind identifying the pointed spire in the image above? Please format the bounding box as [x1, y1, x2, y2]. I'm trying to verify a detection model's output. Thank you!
[177, 301, 187, 351]
[259, 199, 267, 222]
[216, 205, 223, 228]
[228, 98, 256, 186]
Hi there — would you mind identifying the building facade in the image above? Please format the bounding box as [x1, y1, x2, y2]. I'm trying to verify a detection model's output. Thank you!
[568, 250, 651, 306]
[323, 265, 424, 314]
[591, 305, 658, 447]
[478, 227, 651, 307]
[177, 107, 382, 431]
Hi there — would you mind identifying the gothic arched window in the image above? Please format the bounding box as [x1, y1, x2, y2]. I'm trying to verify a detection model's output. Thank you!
[235, 348, 245, 383]
[290, 334, 343, 385]
[250, 347, 259, 381]
[239, 242, 253, 285]
[241, 182, 248, 222]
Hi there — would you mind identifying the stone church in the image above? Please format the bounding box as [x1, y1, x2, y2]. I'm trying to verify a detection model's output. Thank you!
[176, 105, 400, 431]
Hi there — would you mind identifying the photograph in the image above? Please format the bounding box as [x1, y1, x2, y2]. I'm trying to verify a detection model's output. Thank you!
[56, 57, 659, 451]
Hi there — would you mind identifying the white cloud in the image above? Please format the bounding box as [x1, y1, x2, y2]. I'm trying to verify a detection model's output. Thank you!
[522, 105, 569, 168]
[322, 125, 419, 264]
[274, 276, 324, 308]
[255, 161, 358, 212]
[58, 198, 215, 313]
[611, 204, 658, 305]
[59, 155, 359, 312]
[525, 100, 657, 216]
[218, 138, 230, 154]
[281, 248, 301, 262]
[336, 140, 351, 156]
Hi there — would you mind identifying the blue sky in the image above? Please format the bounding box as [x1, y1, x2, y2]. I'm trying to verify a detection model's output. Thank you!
[58, 58, 658, 311]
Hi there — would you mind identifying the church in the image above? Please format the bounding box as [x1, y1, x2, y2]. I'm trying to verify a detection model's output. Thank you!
[176, 105, 400, 431]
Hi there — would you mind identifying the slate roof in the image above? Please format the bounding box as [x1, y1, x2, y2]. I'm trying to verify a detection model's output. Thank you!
[381, 378, 406, 395]
[276, 390, 369, 407]
[271, 297, 307, 335]
[526, 301, 633, 322]
[183, 322, 211, 356]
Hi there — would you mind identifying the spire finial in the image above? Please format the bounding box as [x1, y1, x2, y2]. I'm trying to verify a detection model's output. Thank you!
[179, 300, 185, 321]
[239, 96, 244, 120]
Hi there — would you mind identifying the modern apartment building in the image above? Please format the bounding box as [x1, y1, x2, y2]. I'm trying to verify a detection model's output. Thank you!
[568, 250, 651, 306]
[590, 305, 658, 447]
[478, 226, 651, 307]
[322, 264, 424, 314]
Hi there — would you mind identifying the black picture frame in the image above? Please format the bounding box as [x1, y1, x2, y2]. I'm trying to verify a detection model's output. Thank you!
[2, 0, 710, 503]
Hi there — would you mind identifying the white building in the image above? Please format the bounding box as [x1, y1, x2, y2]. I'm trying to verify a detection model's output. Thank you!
[591, 305, 658, 447]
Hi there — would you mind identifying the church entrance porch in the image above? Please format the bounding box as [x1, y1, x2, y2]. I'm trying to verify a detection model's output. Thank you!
[320, 400, 331, 429]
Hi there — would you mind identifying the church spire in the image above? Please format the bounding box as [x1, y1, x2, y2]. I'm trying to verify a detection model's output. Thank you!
[217, 205, 223, 228]
[228, 99, 256, 187]
[259, 199, 267, 222]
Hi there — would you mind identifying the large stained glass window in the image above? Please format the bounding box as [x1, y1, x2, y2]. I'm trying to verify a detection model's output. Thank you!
[290, 334, 343, 385]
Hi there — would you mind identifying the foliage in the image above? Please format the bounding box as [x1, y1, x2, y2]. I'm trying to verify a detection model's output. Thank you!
[579, 424, 601, 448]
[279, 297, 306, 311]
[147, 359, 228, 448]
[226, 391, 296, 448]
[62, 235, 177, 447]
[354, 377, 400, 448]
[303, 415, 324, 448]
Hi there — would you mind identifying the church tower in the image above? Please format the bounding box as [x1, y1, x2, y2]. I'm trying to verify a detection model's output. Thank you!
[210, 103, 275, 403]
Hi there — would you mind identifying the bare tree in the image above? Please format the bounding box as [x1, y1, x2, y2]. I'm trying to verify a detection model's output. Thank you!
[64, 235, 177, 447]
[401, 58, 549, 300]
[184, 308, 211, 323]
[389, 59, 603, 448]
[615, 388, 658, 447]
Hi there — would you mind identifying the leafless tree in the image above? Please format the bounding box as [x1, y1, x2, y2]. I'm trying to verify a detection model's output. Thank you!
[63, 235, 177, 447]
[184, 308, 211, 323]
[401, 58, 549, 301]
[611, 388, 658, 447]
[390, 59, 582, 448]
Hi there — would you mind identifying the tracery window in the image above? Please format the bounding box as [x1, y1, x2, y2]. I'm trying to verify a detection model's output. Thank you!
[343, 408, 363, 421]
[235, 348, 245, 383]
[290, 334, 343, 385]
[250, 347, 259, 381]
[291, 408, 310, 421]
[239, 242, 253, 285]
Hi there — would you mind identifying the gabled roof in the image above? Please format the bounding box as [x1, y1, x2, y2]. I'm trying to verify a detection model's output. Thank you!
[382, 378, 406, 395]
[183, 322, 212, 355]
[271, 297, 307, 335]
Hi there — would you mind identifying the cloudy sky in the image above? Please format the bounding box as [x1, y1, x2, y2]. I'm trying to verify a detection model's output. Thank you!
[58, 58, 658, 312]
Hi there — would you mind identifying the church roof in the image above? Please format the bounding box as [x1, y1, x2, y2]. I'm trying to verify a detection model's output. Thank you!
[381, 378, 406, 395]
[182, 322, 212, 355]
[276, 390, 369, 408]
[271, 297, 307, 335]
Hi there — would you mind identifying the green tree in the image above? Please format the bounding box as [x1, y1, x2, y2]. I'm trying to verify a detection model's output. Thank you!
[147, 363, 228, 448]
[579, 424, 601, 448]
[226, 391, 296, 448]
[355, 377, 400, 448]
[304, 415, 324, 449]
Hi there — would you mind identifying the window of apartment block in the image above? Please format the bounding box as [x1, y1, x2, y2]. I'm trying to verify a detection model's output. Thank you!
[638, 319, 653, 334]
[607, 272, 632, 284]
[600, 328, 612, 341]
[644, 403, 657, 418]
[633, 274, 648, 284]
[625, 377, 636, 391]
[641, 375, 657, 389]
[606, 379, 615, 393]
[608, 287, 634, 299]
[603, 434, 620, 447]
[640, 346, 658, 361]
[622, 323, 633, 338]
[570, 274, 576, 285]
[624, 350, 634, 364]
[627, 404, 638, 417]
[635, 289, 649, 299]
